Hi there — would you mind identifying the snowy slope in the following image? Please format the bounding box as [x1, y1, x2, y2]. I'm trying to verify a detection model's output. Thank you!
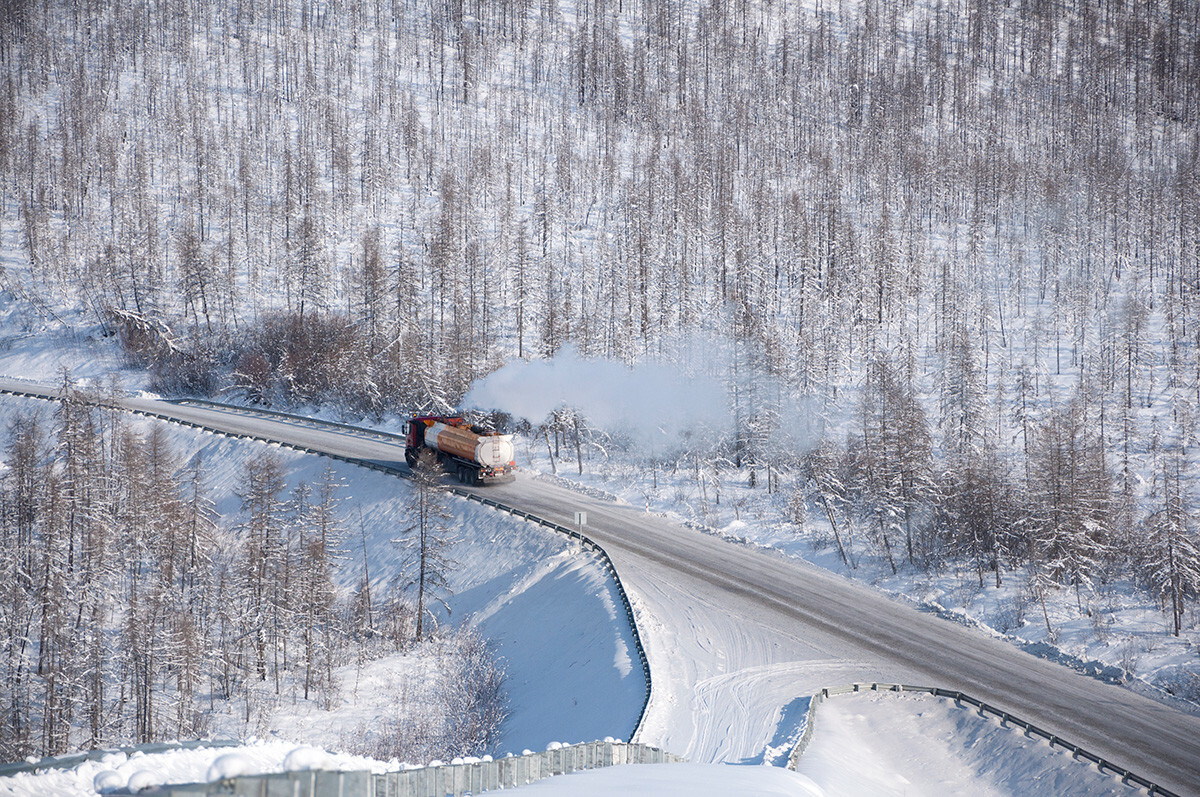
[0, 391, 644, 760]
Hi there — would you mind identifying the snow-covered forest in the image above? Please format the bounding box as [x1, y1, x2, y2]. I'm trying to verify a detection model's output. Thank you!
[0, 385, 507, 761]
[3, 0, 1200, 762]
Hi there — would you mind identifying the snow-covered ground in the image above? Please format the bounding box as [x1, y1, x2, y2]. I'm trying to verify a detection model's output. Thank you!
[0, 334, 1166, 795]
[523, 691, 1139, 796]
[792, 690, 1135, 796]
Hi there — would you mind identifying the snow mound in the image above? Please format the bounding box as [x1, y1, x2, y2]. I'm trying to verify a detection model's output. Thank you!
[92, 770, 124, 793]
[125, 770, 160, 792]
[207, 753, 257, 782]
[283, 746, 331, 772]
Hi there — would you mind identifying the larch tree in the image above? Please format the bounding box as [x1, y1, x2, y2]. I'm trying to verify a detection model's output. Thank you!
[292, 466, 343, 703]
[1139, 429, 1200, 637]
[236, 451, 288, 684]
[395, 449, 457, 643]
[1026, 393, 1115, 619]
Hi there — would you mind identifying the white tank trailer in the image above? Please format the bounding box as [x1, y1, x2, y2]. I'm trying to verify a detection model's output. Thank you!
[404, 415, 516, 485]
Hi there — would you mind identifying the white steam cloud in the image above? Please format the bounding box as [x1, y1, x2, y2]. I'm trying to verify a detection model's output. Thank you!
[462, 345, 727, 451]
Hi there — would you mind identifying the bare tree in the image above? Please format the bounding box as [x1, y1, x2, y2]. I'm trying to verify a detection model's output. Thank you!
[394, 450, 457, 642]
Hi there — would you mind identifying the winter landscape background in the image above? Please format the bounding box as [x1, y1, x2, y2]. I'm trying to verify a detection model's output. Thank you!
[1, 0, 1199, 790]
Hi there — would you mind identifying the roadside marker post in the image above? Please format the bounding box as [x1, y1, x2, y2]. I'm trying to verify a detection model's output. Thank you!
[575, 511, 587, 551]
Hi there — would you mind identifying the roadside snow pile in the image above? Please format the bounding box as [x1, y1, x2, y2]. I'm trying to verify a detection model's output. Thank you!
[3, 741, 388, 797]
[793, 691, 1134, 796]
[205, 753, 257, 781]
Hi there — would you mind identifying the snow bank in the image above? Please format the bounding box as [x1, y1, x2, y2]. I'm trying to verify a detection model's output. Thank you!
[793, 690, 1133, 796]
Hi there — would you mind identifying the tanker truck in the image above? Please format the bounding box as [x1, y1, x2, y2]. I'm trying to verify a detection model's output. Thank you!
[403, 415, 517, 485]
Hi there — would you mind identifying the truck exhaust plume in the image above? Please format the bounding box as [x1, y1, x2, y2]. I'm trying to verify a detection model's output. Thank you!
[462, 345, 727, 451]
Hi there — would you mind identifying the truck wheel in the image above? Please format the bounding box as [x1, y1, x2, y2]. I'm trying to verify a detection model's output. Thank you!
[457, 466, 466, 483]
[405, 449, 417, 468]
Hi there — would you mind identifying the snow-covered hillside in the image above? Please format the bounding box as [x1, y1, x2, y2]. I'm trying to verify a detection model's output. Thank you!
[0, 386, 643, 761]
[2, 0, 1199, 792]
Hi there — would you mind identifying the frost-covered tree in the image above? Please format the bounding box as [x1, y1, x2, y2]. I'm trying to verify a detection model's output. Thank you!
[236, 451, 288, 683]
[1026, 393, 1114, 609]
[1139, 439, 1200, 636]
[852, 356, 935, 571]
[292, 467, 343, 703]
[395, 450, 457, 642]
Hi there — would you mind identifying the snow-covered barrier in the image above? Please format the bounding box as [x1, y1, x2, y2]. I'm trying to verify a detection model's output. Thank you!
[0, 740, 243, 780]
[787, 683, 1179, 797]
[140, 741, 683, 796]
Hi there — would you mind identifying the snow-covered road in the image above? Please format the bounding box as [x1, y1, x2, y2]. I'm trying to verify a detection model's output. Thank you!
[495, 476, 1200, 791]
[4, 380, 1196, 795]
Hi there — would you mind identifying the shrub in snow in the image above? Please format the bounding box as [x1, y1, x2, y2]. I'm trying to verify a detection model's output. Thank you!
[207, 753, 256, 782]
[351, 627, 508, 764]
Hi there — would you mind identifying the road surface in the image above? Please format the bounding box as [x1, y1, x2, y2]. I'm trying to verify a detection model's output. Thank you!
[2, 378, 1196, 794]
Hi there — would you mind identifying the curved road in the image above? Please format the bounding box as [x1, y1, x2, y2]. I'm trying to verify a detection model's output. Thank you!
[3, 380, 1197, 794]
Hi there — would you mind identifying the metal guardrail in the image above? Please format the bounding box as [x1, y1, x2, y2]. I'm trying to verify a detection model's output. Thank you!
[0, 386, 655, 744]
[787, 683, 1180, 797]
[142, 740, 682, 796]
[167, 397, 410, 445]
